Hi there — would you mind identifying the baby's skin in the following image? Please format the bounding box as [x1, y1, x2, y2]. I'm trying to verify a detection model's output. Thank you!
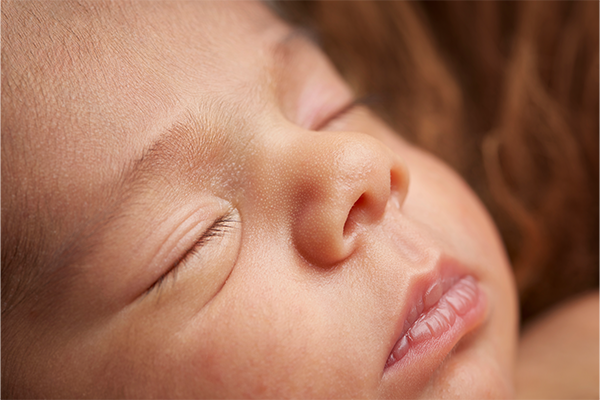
[2, 1, 518, 398]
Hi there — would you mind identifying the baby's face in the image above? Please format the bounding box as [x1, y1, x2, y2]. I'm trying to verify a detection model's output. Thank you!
[3, 1, 518, 398]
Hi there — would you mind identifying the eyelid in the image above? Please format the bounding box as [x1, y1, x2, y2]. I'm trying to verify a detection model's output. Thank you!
[314, 93, 380, 131]
[146, 211, 239, 295]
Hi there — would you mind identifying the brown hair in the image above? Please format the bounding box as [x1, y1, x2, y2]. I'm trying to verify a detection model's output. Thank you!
[276, 0, 599, 323]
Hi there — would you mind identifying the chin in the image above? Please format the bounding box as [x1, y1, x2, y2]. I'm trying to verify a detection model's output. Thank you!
[423, 344, 515, 399]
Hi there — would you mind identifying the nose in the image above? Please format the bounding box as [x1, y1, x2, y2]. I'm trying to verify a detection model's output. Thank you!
[277, 130, 409, 267]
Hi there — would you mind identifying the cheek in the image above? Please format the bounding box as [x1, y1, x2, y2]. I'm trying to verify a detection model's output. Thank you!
[96, 273, 369, 398]
[170, 273, 372, 399]
[402, 149, 505, 267]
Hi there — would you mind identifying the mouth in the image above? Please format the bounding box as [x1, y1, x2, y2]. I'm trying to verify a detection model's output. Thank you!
[384, 270, 488, 371]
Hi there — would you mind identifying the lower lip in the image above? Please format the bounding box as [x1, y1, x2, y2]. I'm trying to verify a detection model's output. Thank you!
[385, 275, 487, 370]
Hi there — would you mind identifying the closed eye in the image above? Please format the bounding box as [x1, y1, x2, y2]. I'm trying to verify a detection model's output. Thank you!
[314, 93, 380, 131]
[146, 212, 239, 295]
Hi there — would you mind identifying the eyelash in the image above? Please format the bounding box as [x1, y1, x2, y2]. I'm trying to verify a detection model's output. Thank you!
[146, 212, 239, 295]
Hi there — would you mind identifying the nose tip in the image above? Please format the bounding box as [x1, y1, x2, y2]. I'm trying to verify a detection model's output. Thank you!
[291, 132, 409, 267]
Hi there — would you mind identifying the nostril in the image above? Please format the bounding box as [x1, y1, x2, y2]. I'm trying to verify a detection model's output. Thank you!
[344, 194, 368, 235]
[344, 190, 384, 236]
[390, 158, 410, 207]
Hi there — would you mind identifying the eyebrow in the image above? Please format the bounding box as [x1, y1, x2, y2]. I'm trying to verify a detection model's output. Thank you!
[126, 28, 316, 191]
[127, 109, 230, 190]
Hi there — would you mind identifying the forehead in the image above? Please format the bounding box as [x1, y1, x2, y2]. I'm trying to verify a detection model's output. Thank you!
[3, 1, 289, 215]
[3, 0, 288, 156]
